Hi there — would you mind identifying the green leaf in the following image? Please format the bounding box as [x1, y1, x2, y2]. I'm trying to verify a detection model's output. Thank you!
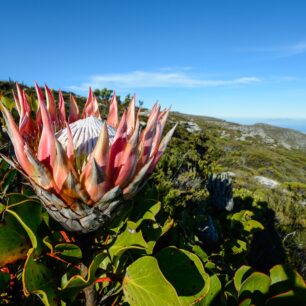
[160, 217, 174, 236]
[43, 236, 53, 252]
[0, 168, 17, 194]
[5, 195, 42, 250]
[54, 244, 82, 263]
[268, 265, 306, 304]
[242, 220, 264, 232]
[6, 208, 38, 249]
[108, 201, 133, 235]
[137, 201, 161, 226]
[108, 221, 147, 260]
[234, 266, 254, 292]
[61, 252, 107, 301]
[238, 298, 252, 306]
[266, 290, 298, 306]
[204, 261, 221, 274]
[239, 272, 270, 305]
[141, 221, 162, 254]
[6, 193, 32, 205]
[0, 212, 30, 266]
[199, 274, 226, 306]
[192, 245, 208, 263]
[0, 271, 10, 292]
[141, 217, 174, 255]
[7, 199, 42, 232]
[232, 239, 247, 255]
[23, 248, 59, 306]
[0, 96, 15, 111]
[156, 247, 210, 305]
[270, 264, 305, 288]
[230, 210, 253, 222]
[123, 256, 181, 306]
[0, 203, 5, 213]
[130, 200, 161, 226]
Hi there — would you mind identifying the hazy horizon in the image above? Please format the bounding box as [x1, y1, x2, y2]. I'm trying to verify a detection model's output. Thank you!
[222, 117, 306, 134]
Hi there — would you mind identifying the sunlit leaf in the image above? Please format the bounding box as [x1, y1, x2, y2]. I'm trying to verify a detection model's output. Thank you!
[239, 272, 270, 305]
[234, 265, 255, 292]
[123, 256, 181, 306]
[199, 274, 226, 306]
[108, 221, 147, 260]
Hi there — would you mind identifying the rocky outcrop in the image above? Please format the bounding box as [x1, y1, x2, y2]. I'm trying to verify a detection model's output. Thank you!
[255, 176, 279, 188]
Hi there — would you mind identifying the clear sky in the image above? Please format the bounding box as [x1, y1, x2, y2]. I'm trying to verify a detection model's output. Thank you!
[1, 0, 306, 119]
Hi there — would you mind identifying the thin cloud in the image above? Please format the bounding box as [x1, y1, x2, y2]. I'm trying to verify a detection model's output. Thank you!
[236, 41, 306, 58]
[69, 71, 261, 91]
[158, 66, 193, 71]
[289, 42, 306, 55]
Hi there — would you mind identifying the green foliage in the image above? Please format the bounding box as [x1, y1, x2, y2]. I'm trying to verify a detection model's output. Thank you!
[1, 189, 303, 305]
[151, 125, 213, 213]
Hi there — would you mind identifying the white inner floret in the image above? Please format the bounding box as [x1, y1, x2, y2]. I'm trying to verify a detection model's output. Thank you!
[56, 116, 116, 158]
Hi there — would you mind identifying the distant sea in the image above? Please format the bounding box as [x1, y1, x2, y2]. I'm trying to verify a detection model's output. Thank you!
[223, 118, 306, 134]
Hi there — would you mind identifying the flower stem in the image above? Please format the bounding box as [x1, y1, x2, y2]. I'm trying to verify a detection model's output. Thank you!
[81, 263, 97, 306]
[77, 233, 97, 306]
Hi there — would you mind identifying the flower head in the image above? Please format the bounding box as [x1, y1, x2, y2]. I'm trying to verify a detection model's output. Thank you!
[0, 83, 176, 233]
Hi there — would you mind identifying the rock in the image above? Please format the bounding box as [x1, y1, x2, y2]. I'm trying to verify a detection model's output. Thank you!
[255, 176, 279, 188]
[222, 171, 236, 178]
[179, 121, 201, 133]
[299, 200, 306, 206]
[186, 122, 201, 133]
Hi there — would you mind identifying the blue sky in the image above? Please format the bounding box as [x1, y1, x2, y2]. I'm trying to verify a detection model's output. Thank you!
[1, 0, 306, 119]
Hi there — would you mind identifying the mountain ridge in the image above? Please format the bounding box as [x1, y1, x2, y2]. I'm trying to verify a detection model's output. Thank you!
[172, 111, 306, 151]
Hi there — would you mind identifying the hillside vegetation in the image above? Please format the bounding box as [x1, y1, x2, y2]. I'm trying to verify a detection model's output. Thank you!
[169, 111, 306, 275]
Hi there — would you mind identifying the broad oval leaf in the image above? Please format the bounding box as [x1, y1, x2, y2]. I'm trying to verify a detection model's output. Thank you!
[239, 272, 271, 305]
[5, 194, 42, 249]
[234, 265, 254, 292]
[23, 248, 59, 306]
[268, 265, 306, 304]
[123, 256, 181, 306]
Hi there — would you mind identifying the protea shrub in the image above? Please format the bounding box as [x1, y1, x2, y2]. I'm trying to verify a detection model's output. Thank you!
[0, 83, 176, 233]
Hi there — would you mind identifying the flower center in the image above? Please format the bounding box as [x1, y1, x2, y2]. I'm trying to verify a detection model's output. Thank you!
[56, 116, 116, 157]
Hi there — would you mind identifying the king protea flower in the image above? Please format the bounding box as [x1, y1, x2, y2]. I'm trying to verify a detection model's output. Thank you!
[0, 83, 176, 233]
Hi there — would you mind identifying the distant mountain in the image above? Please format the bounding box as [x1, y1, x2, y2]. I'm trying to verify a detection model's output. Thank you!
[223, 118, 306, 134]
[173, 112, 306, 151]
